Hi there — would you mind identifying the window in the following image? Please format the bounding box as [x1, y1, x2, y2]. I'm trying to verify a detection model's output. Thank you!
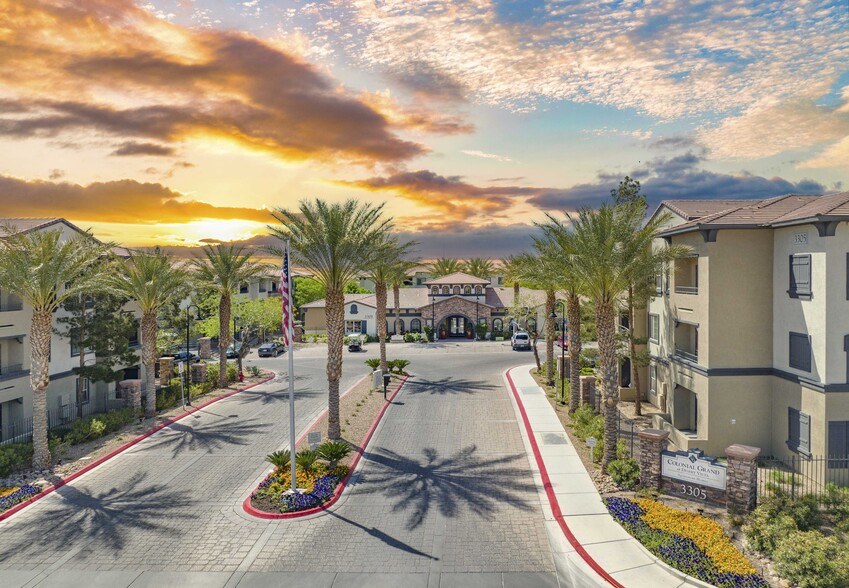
[788, 407, 811, 455]
[431, 286, 439, 295]
[453, 286, 460, 295]
[271, 281, 278, 293]
[239, 282, 249, 294]
[649, 314, 660, 343]
[463, 286, 471, 295]
[410, 318, 422, 333]
[493, 318, 503, 332]
[654, 273, 663, 294]
[442, 286, 450, 295]
[828, 421, 848, 468]
[789, 254, 811, 298]
[475, 286, 482, 294]
[76, 377, 90, 405]
[345, 320, 363, 334]
[349, 304, 358, 315]
[789, 332, 812, 372]
[649, 365, 657, 395]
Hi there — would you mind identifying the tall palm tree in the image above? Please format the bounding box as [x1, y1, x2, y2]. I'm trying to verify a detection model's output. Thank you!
[513, 252, 560, 386]
[115, 251, 188, 417]
[570, 201, 684, 468]
[501, 255, 523, 299]
[465, 257, 495, 279]
[269, 199, 391, 440]
[428, 257, 465, 278]
[389, 258, 418, 338]
[191, 244, 265, 389]
[0, 227, 115, 469]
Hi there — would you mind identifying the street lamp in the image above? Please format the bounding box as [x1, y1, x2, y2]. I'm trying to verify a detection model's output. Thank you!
[475, 292, 479, 341]
[185, 304, 202, 406]
[431, 290, 437, 341]
[233, 315, 244, 377]
[550, 300, 567, 404]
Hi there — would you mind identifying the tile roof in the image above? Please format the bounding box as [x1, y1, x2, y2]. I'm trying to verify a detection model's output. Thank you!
[425, 272, 491, 285]
[0, 217, 98, 240]
[660, 200, 755, 221]
[300, 286, 557, 311]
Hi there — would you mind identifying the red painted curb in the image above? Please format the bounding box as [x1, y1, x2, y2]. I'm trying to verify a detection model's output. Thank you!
[0, 373, 275, 523]
[505, 368, 625, 588]
[243, 374, 409, 519]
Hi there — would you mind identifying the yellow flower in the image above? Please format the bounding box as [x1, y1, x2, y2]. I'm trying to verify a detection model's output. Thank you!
[0, 487, 20, 498]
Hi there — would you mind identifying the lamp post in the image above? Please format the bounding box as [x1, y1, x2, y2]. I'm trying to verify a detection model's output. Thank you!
[233, 315, 244, 377]
[475, 292, 479, 341]
[550, 300, 567, 404]
[185, 304, 201, 406]
[431, 291, 437, 341]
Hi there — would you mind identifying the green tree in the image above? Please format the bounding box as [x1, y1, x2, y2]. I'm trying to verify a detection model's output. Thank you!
[428, 257, 465, 278]
[115, 251, 188, 416]
[236, 297, 283, 342]
[513, 252, 559, 386]
[293, 277, 325, 314]
[344, 281, 371, 294]
[465, 257, 495, 279]
[501, 255, 524, 299]
[610, 175, 646, 208]
[0, 226, 115, 468]
[388, 258, 418, 338]
[269, 199, 392, 440]
[190, 245, 265, 389]
[57, 291, 139, 415]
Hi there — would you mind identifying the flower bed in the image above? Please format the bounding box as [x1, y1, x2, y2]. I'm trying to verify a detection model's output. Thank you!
[605, 497, 767, 588]
[0, 485, 40, 513]
[251, 464, 349, 513]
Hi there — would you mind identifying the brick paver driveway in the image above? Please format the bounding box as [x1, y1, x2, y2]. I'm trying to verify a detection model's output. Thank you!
[0, 343, 560, 588]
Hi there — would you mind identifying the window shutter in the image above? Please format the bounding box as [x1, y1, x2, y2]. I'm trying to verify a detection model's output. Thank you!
[788, 407, 800, 447]
[360, 321, 367, 335]
[789, 332, 812, 372]
[799, 412, 811, 454]
[790, 255, 811, 297]
[828, 421, 848, 467]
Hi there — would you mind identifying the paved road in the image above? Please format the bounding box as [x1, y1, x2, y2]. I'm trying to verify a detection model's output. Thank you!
[0, 342, 560, 588]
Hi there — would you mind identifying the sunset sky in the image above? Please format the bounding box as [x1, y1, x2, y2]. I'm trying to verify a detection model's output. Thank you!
[1, 0, 847, 256]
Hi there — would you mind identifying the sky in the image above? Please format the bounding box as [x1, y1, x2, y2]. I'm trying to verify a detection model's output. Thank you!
[0, 0, 847, 257]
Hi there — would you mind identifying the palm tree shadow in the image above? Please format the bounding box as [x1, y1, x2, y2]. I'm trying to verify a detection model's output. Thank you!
[142, 416, 270, 458]
[404, 376, 496, 396]
[327, 511, 438, 560]
[240, 385, 323, 406]
[0, 472, 192, 560]
[360, 445, 536, 530]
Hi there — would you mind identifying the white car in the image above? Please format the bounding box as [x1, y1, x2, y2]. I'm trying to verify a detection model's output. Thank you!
[511, 331, 531, 351]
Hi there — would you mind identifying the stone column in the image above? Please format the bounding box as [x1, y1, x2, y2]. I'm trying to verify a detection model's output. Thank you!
[198, 337, 212, 360]
[725, 444, 761, 514]
[191, 362, 208, 384]
[118, 379, 141, 405]
[294, 323, 304, 343]
[580, 375, 596, 408]
[638, 429, 669, 491]
[557, 353, 571, 380]
[159, 357, 174, 387]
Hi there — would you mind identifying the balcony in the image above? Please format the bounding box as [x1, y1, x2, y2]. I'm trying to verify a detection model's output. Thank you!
[673, 348, 698, 363]
[673, 256, 699, 295]
[0, 364, 27, 380]
[674, 322, 699, 364]
[674, 286, 698, 295]
[0, 302, 23, 312]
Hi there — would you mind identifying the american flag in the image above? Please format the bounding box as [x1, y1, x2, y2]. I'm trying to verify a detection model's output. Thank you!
[281, 240, 292, 346]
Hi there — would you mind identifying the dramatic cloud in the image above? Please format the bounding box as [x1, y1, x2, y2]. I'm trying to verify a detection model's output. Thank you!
[110, 142, 176, 157]
[528, 153, 829, 211]
[0, 0, 470, 165]
[0, 174, 270, 224]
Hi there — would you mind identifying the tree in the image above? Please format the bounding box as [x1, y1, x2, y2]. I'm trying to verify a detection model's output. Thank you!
[465, 257, 495, 279]
[569, 201, 684, 469]
[388, 258, 418, 338]
[115, 251, 188, 417]
[428, 257, 465, 278]
[269, 199, 392, 440]
[57, 291, 139, 416]
[191, 245, 265, 389]
[293, 277, 325, 316]
[502, 255, 524, 299]
[236, 297, 283, 343]
[610, 175, 646, 208]
[0, 227, 115, 468]
[513, 252, 559, 386]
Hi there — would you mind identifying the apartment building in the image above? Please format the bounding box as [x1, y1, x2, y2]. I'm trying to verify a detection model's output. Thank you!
[0, 219, 144, 443]
[645, 194, 849, 469]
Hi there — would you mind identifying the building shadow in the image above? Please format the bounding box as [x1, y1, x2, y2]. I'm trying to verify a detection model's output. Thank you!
[403, 376, 497, 396]
[0, 472, 192, 560]
[359, 445, 536, 530]
[143, 415, 270, 458]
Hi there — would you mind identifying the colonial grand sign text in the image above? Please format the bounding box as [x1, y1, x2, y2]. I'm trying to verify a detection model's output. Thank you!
[661, 449, 727, 490]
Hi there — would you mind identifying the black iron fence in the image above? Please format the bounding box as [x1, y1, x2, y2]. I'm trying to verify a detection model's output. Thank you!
[0, 397, 128, 445]
[618, 411, 639, 459]
[757, 454, 849, 508]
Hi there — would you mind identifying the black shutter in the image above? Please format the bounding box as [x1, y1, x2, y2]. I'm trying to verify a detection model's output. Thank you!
[789, 332, 812, 372]
[788, 407, 800, 449]
[828, 421, 848, 468]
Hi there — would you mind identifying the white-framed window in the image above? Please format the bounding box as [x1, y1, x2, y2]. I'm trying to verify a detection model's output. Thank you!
[345, 320, 363, 334]
[649, 314, 660, 343]
[463, 286, 471, 294]
[649, 365, 657, 395]
[76, 377, 90, 405]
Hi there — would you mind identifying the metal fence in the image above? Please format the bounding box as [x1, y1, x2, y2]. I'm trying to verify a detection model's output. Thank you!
[617, 411, 639, 459]
[0, 398, 127, 445]
[757, 454, 849, 507]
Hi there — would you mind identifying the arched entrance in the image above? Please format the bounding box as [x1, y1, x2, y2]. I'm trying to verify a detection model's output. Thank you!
[438, 314, 474, 339]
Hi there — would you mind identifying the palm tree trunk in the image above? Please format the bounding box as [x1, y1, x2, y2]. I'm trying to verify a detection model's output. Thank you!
[77, 296, 86, 418]
[325, 288, 344, 439]
[567, 292, 582, 413]
[628, 286, 642, 416]
[596, 300, 619, 470]
[513, 281, 519, 299]
[393, 282, 401, 336]
[30, 309, 52, 469]
[376, 281, 388, 374]
[545, 290, 555, 386]
[142, 311, 158, 418]
[218, 294, 230, 389]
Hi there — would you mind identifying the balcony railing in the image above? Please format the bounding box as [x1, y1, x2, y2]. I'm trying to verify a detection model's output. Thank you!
[674, 349, 698, 363]
[0, 364, 26, 378]
[0, 302, 23, 312]
[674, 286, 698, 295]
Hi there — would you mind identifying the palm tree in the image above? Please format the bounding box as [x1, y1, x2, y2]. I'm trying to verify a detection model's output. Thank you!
[0, 227, 115, 468]
[501, 255, 523, 299]
[269, 199, 392, 440]
[388, 258, 418, 338]
[190, 244, 265, 389]
[115, 251, 188, 417]
[465, 257, 495, 279]
[428, 257, 465, 278]
[570, 201, 684, 468]
[513, 252, 560, 386]
[535, 216, 584, 414]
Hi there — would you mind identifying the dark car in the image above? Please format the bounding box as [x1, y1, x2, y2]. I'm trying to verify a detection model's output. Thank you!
[171, 351, 199, 364]
[226, 342, 249, 359]
[257, 342, 285, 357]
[348, 340, 362, 352]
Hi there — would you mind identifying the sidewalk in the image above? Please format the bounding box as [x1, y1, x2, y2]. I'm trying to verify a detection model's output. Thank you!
[504, 366, 712, 588]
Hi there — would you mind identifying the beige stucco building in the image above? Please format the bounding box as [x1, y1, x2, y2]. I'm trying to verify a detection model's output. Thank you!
[644, 194, 849, 471]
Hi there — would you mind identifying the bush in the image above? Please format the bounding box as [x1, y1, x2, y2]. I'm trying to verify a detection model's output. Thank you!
[773, 530, 849, 588]
[387, 359, 410, 374]
[580, 366, 595, 375]
[744, 507, 798, 555]
[608, 458, 640, 490]
[423, 324, 434, 342]
[572, 404, 604, 442]
[0, 443, 33, 477]
[316, 441, 352, 469]
[295, 449, 319, 475]
[265, 450, 291, 471]
[364, 358, 381, 370]
[248, 365, 261, 377]
[61, 407, 135, 446]
[226, 362, 238, 383]
[403, 332, 423, 343]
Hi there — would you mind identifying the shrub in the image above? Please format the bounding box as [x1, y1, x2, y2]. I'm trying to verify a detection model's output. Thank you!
[744, 507, 798, 555]
[773, 530, 849, 588]
[608, 458, 640, 490]
[295, 449, 319, 475]
[572, 404, 604, 442]
[388, 359, 410, 374]
[226, 362, 238, 383]
[580, 366, 595, 375]
[248, 365, 261, 377]
[316, 441, 352, 469]
[61, 407, 135, 446]
[423, 324, 434, 342]
[364, 358, 381, 370]
[265, 450, 290, 472]
[0, 443, 33, 477]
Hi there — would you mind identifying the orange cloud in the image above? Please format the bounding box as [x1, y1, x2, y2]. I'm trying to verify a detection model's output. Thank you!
[0, 174, 270, 224]
[0, 0, 456, 164]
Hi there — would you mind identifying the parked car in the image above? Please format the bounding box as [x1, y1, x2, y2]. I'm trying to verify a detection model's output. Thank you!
[226, 342, 249, 359]
[556, 334, 569, 349]
[511, 331, 531, 351]
[171, 350, 199, 364]
[257, 341, 285, 357]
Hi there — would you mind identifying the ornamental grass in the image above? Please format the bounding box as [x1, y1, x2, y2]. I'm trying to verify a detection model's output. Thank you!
[605, 497, 767, 588]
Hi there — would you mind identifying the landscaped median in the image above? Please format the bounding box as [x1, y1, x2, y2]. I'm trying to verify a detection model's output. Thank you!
[244, 372, 408, 518]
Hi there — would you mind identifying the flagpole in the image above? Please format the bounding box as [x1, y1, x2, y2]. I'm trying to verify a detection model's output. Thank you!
[285, 239, 298, 494]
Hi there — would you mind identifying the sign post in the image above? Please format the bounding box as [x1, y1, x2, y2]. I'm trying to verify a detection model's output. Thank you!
[586, 436, 597, 463]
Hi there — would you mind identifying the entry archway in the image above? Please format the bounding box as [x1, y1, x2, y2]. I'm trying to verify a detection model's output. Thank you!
[438, 314, 475, 339]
